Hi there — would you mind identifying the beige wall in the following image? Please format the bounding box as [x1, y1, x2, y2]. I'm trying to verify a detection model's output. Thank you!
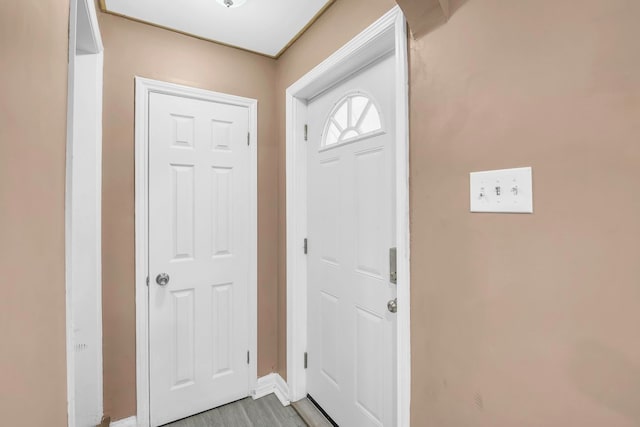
[0, 1, 70, 426]
[409, 0, 640, 424]
[97, 10, 280, 420]
[277, 0, 640, 425]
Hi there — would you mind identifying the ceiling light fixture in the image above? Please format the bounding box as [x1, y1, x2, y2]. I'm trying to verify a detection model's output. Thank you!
[216, 0, 248, 8]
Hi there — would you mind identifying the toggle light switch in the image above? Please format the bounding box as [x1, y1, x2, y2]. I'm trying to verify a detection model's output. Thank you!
[470, 167, 533, 213]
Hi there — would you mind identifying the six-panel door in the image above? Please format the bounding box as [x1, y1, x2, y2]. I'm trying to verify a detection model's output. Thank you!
[148, 92, 251, 427]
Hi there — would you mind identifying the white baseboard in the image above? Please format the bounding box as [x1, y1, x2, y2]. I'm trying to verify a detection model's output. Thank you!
[252, 373, 291, 406]
[110, 416, 137, 427]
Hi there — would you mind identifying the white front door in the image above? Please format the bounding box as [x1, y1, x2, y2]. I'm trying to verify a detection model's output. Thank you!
[148, 91, 251, 427]
[307, 53, 397, 427]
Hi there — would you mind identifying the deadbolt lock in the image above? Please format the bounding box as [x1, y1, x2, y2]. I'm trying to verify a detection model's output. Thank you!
[389, 247, 397, 284]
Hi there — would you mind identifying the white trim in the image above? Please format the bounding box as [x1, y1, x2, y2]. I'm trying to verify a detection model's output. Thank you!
[66, 0, 103, 426]
[252, 374, 291, 407]
[393, 9, 412, 426]
[134, 77, 259, 427]
[285, 6, 411, 426]
[110, 416, 138, 427]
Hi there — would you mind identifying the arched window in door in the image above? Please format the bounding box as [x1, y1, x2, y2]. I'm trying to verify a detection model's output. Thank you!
[323, 93, 383, 147]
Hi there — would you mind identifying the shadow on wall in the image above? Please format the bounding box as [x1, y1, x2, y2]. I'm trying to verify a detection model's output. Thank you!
[570, 341, 640, 423]
[395, 0, 468, 39]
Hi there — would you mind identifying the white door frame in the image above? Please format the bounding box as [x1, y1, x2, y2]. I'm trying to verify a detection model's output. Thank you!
[285, 6, 411, 427]
[134, 77, 259, 427]
[65, 0, 104, 425]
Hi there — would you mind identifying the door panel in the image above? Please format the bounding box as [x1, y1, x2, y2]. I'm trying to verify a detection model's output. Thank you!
[149, 92, 251, 427]
[170, 164, 195, 260]
[211, 166, 233, 256]
[171, 289, 195, 389]
[307, 53, 396, 427]
[211, 283, 233, 377]
[355, 306, 384, 423]
[355, 147, 386, 278]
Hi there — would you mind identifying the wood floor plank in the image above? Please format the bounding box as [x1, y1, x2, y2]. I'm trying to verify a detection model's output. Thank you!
[216, 400, 254, 427]
[255, 394, 306, 427]
[291, 398, 333, 427]
[162, 395, 307, 427]
[239, 396, 282, 427]
[261, 395, 306, 427]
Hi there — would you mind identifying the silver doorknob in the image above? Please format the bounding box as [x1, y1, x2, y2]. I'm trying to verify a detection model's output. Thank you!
[387, 298, 397, 313]
[156, 273, 170, 286]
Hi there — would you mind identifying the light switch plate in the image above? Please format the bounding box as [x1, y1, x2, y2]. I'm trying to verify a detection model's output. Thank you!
[470, 167, 533, 213]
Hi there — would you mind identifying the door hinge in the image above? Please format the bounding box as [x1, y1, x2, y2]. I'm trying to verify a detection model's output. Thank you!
[247, 132, 250, 146]
[304, 352, 308, 369]
[247, 351, 250, 365]
[146, 276, 149, 287]
[303, 238, 308, 254]
[389, 247, 397, 284]
[304, 124, 308, 141]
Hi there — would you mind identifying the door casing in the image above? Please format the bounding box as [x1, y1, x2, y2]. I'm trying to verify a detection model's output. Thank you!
[134, 77, 259, 427]
[285, 6, 411, 427]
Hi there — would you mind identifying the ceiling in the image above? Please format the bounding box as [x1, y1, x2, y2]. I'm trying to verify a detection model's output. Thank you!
[101, 0, 335, 57]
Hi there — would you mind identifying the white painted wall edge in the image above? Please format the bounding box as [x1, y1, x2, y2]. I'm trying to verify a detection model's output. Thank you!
[110, 416, 137, 427]
[252, 373, 291, 407]
[66, 0, 104, 426]
[65, 1, 79, 422]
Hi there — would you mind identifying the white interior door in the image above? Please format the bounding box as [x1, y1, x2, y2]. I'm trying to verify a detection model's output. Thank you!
[307, 53, 397, 427]
[148, 92, 251, 427]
